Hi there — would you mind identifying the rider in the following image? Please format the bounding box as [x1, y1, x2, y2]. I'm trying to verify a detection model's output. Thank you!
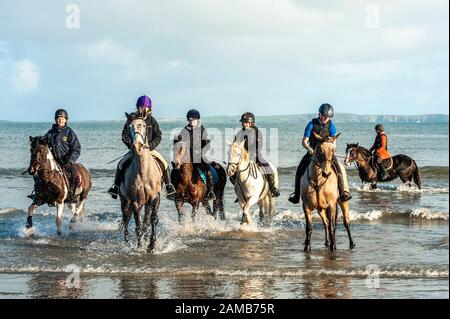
[28, 109, 81, 203]
[288, 103, 352, 204]
[369, 124, 391, 180]
[232, 112, 280, 198]
[172, 109, 216, 200]
[107, 95, 176, 200]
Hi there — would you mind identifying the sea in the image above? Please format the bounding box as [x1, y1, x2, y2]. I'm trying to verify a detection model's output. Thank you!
[0, 119, 448, 299]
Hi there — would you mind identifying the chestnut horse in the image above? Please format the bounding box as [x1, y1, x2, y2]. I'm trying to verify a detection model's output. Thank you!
[171, 141, 227, 222]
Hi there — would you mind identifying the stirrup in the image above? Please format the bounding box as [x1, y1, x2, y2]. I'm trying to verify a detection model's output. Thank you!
[165, 184, 176, 199]
[108, 185, 119, 199]
[288, 193, 300, 204]
[340, 192, 352, 202]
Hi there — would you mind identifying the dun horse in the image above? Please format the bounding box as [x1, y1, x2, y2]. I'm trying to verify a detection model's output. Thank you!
[300, 133, 355, 252]
[118, 114, 162, 253]
[344, 143, 421, 189]
[171, 142, 227, 222]
[27, 136, 91, 235]
[227, 140, 276, 227]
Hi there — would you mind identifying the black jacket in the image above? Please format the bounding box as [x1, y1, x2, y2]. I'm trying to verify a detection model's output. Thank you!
[44, 124, 81, 163]
[173, 125, 210, 163]
[122, 113, 162, 151]
[234, 126, 265, 163]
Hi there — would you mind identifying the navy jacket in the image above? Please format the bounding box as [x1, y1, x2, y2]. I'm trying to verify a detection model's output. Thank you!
[44, 124, 81, 163]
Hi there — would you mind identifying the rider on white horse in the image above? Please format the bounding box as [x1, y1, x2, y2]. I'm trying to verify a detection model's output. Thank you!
[231, 112, 280, 198]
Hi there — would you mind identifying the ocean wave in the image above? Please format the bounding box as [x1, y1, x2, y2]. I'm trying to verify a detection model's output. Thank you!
[0, 265, 446, 279]
[277, 165, 449, 179]
[272, 208, 448, 223]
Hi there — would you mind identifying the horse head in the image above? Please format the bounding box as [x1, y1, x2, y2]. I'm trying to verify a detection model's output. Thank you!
[28, 136, 50, 175]
[313, 132, 340, 176]
[226, 139, 247, 177]
[127, 113, 148, 156]
[172, 141, 189, 169]
[344, 143, 359, 166]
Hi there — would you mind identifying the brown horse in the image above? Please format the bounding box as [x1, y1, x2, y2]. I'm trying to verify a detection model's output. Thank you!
[171, 141, 227, 222]
[300, 133, 355, 252]
[27, 136, 92, 235]
[344, 143, 421, 189]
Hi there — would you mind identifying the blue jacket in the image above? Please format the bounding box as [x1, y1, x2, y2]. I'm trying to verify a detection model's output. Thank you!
[44, 124, 81, 163]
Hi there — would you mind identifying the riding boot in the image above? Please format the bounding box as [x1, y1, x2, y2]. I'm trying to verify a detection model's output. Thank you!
[333, 157, 352, 202]
[164, 167, 176, 200]
[26, 216, 33, 229]
[108, 168, 122, 199]
[379, 162, 388, 180]
[266, 173, 280, 197]
[288, 153, 311, 204]
[206, 169, 216, 200]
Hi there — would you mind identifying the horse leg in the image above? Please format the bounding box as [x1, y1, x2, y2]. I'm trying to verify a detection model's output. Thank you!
[56, 202, 64, 235]
[26, 203, 39, 230]
[121, 199, 132, 243]
[217, 196, 225, 221]
[318, 208, 330, 247]
[202, 198, 214, 219]
[148, 195, 160, 254]
[370, 182, 377, 190]
[339, 200, 355, 249]
[326, 205, 337, 251]
[241, 202, 254, 225]
[142, 203, 152, 244]
[191, 202, 200, 223]
[303, 204, 313, 252]
[132, 204, 142, 248]
[175, 198, 184, 223]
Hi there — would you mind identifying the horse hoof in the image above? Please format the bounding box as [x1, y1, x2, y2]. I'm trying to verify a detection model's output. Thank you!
[350, 242, 356, 249]
[304, 246, 311, 252]
[324, 242, 329, 247]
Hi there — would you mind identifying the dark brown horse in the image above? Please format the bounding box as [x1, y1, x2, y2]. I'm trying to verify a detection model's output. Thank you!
[344, 143, 421, 189]
[27, 136, 92, 235]
[171, 142, 226, 222]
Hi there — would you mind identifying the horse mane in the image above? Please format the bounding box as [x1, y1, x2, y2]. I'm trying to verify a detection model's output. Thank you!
[349, 143, 371, 157]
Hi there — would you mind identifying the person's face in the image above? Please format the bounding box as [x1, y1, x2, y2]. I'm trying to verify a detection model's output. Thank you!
[242, 122, 252, 129]
[56, 116, 67, 128]
[188, 118, 199, 127]
[138, 106, 150, 117]
[319, 114, 329, 123]
[376, 129, 381, 134]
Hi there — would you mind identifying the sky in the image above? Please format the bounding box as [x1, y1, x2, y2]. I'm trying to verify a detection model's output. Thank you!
[0, 0, 448, 121]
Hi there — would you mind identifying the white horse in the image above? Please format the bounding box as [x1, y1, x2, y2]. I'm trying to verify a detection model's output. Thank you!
[226, 140, 277, 226]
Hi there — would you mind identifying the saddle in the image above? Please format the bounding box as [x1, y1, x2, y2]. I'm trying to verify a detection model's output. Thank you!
[196, 165, 219, 185]
[371, 157, 393, 170]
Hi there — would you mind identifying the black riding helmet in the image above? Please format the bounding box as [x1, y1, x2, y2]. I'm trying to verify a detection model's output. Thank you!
[55, 109, 69, 120]
[239, 112, 255, 123]
[375, 124, 385, 131]
[318, 103, 334, 119]
[186, 109, 201, 120]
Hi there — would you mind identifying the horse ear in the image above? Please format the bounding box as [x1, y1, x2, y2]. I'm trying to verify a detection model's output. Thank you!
[226, 140, 232, 146]
[125, 112, 131, 121]
[332, 133, 341, 142]
[356, 143, 359, 147]
[312, 132, 323, 141]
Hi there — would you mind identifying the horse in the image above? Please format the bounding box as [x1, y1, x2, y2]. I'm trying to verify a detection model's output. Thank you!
[171, 141, 227, 222]
[118, 114, 162, 253]
[226, 139, 276, 227]
[26, 136, 92, 235]
[301, 133, 355, 252]
[344, 143, 421, 190]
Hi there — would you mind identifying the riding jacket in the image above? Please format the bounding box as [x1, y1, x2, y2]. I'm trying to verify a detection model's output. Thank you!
[44, 124, 81, 163]
[369, 132, 391, 160]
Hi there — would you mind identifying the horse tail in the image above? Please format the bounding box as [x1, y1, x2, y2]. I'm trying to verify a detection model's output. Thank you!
[413, 161, 422, 189]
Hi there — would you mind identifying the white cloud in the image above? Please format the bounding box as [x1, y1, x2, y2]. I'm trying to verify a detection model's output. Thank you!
[10, 60, 39, 94]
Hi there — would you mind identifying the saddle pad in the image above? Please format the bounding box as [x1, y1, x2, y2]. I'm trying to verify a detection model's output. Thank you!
[197, 166, 219, 185]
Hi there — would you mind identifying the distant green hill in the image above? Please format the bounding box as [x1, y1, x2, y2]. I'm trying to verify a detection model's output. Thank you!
[200, 113, 449, 124]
